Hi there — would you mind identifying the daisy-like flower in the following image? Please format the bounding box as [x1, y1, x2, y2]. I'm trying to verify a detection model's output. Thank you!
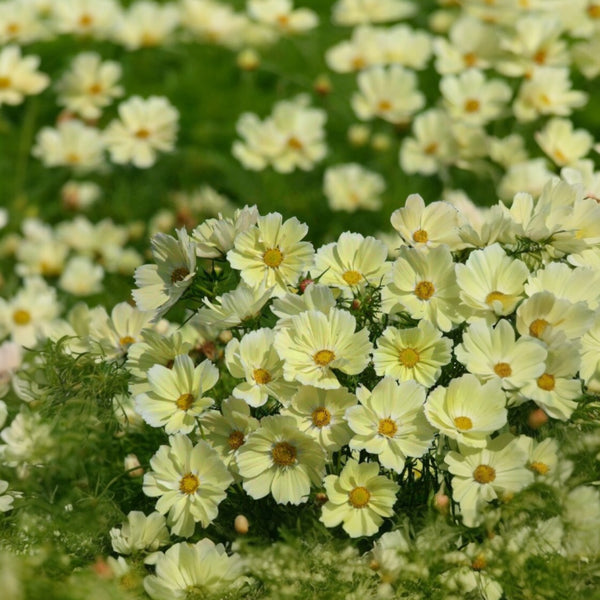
[313, 232, 389, 294]
[270, 283, 336, 330]
[455, 243, 530, 323]
[0, 276, 60, 347]
[54, 0, 121, 38]
[516, 437, 560, 485]
[32, 120, 105, 171]
[518, 343, 581, 421]
[346, 378, 434, 473]
[227, 212, 314, 297]
[247, 0, 318, 34]
[372, 320, 452, 387]
[181, 0, 248, 48]
[440, 69, 512, 126]
[382, 245, 461, 332]
[352, 65, 425, 125]
[225, 328, 296, 407]
[0, 45, 49, 107]
[58, 256, 104, 296]
[455, 319, 547, 393]
[143, 538, 245, 600]
[332, 0, 415, 26]
[425, 374, 508, 448]
[143, 434, 233, 537]
[281, 385, 356, 454]
[236, 415, 326, 504]
[132, 228, 196, 319]
[323, 163, 385, 213]
[581, 315, 600, 391]
[55, 52, 123, 119]
[513, 67, 588, 122]
[104, 96, 179, 168]
[399, 109, 456, 176]
[535, 118, 593, 168]
[110, 511, 170, 557]
[515, 291, 594, 346]
[320, 459, 399, 537]
[114, 0, 180, 50]
[273, 308, 372, 389]
[390, 194, 464, 250]
[203, 396, 260, 471]
[193, 282, 272, 330]
[0, 480, 18, 513]
[325, 26, 383, 73]
[135, 356, 218, 434]
[445, 434, 534, 527]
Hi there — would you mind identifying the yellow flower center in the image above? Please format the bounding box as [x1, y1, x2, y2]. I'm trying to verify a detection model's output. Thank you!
[135, 128, 151, 139]
[533, 49, 547, 65]
[463, 52, 477, 67]
[342, 270, 362, 285]
[378, 99, 392, 112]
[228, 430, 245, 450]
[120, 335, 135, 347]
[464, 98, 481, 113]
[79, 13, 93, 27]
[454, 416, 473, 431]
[179, 472, 199, 494]
[539, 93, 552, 106]
[529, 461, 549, 475]
[271, 441, 297, 466]
[485, 290, 508, 308]
[493, 362, 512, 378]
[414, 281, 435, 300]
[170, 266, 190, 283]
[312, 407, 331, 428]
[537, 373, 555, 391]
[471, 555, 487, 571]
[66, 152, 81, 164]
[473, 464, 496, 484]
[529, 318, 549, 338]
[263, 248, 283, 268]
[424, 142, 438, 155]
[378, 418, 397, 437]
[141, 32, 158, 46]
[314, 349, 335, 367]
[588, 5, 600, 18]
[287, 136, 303, 150]
[88, 83, 102, 95]
[412, 229, 428, 243]
[398, 347, 420, 368]
[348, 486, 371, 508]
[0, 76, 11, 89]
[276, 14, 290, 26]
[176, 393, 194, 411]
[6, 23, 20, 35]
[351, 56, 366, 70]
[253, 368, 272, 385]
[12, 309, 31, 325]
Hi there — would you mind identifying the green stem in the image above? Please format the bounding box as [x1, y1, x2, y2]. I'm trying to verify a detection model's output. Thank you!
[13, 97, 39, 208]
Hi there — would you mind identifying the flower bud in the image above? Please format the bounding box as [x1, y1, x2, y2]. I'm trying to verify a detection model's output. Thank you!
[124, 454, 144, 478]
[234, 514, 249, 535]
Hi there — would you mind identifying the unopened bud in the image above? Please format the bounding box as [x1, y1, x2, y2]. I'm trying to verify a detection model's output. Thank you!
[347, 124, 370, 147]
[527, 408, 548, 429]
[434, 492, 450, 514]
[234, 514, 249, 535]
[237, 48, 260, 71]
[314, 492, 328, 506]
[298, 278, 314, 293]
[351, 299, 361, 310]
[219, 330, 233, 343]
[371, 133, 391, 152]
[314, 74, 332, 96]
[124, 454, 144, 478]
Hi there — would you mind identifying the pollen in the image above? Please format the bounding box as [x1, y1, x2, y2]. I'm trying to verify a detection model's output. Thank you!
[170, 266, 190, 283]
[135, 128, 151, 139]
[253, 368, 272, 385]
[464, 99, 481, 113]
[378, 418, 398, 437]
[179, 472, 199, 494]
[314, 349, 335, 366]
[120, 335, 135, 347]
[414, 281, 435, 300]
[228, 430, 245, 450]
[398, 347, 420, 368]
[485, 290, 507, 308]
[6, 23, 20, 35]
[473, 464, 496, 484]
[424, 142, 438, 155]
[66, 153, 81, 164]
[533, 49, 547, 65]
[351, 56, 366, 70]
[263, 248, 284, 268]
[463, 52, 477, 67]
[342, 270, 362, 285]
[454, 416, 473, 431]
[287, 136, 303, 150]
[272, 441, 297, 466]
[276, 14, 290, 27]
[537, 373, 555, 391]
[493, 362, 512, 378]
[378, 99, 392, 112]
[312, 407, 331, 428]
[471, 554, 487, 571]
[78, 13, 93, 27]
[412, 229, 428, 243]
[87, 83, 103, 95]
[588, 5, 600, 18]
[348, 486, 371, 508]
[529, 461, 549, 475]
[12, 309, 31, 325]
[176, 393, 195, 411]
[0, 76, 11, 89]
[529, 318, 549, 338]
